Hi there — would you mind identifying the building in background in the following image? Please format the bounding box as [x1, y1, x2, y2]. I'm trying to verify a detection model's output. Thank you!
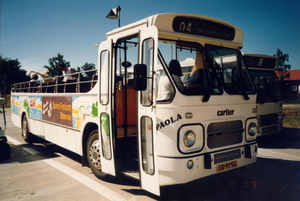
[276, 70, 300, 101]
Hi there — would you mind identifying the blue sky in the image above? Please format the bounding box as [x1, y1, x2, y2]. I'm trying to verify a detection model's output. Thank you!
[1, 0, 299, 73]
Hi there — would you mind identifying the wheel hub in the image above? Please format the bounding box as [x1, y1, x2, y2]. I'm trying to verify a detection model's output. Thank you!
[89, 140, 101, 170]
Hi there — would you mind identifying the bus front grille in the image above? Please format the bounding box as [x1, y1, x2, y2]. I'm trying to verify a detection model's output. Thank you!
[259, 113, 278, 126]
[207, 120, 243, 149]
[214, 149, 241, 164]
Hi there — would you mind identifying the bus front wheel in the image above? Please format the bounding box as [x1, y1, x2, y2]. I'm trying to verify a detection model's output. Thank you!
[86, 130, 111, 180]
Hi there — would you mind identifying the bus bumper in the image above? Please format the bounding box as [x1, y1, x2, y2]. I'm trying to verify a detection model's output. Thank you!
[157, 143, 257, 186]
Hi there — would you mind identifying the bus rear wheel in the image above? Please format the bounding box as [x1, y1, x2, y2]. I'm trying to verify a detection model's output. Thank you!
[86, 130, 111, 180]
[22, 115, 32, 143]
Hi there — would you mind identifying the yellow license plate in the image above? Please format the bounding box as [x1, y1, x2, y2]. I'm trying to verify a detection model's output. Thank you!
[216, 160, 238, 172]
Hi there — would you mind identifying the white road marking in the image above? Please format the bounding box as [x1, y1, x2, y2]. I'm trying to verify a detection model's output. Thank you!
[6, 135, 23, 145]
[23, 147, 40, 155]
[44, 159, 126, 201]
[258, 148, 300, 161]
[6, 136, 127, 201]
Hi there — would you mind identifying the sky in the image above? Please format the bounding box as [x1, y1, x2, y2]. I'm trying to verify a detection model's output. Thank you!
[1, 0, 299, 74]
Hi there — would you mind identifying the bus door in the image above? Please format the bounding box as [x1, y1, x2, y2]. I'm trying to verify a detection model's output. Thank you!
[98, 40, 116, 176]
[136, 27, 160, 195]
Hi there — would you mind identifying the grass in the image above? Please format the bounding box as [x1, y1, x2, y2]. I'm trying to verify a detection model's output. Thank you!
[283, 108, 300, 129]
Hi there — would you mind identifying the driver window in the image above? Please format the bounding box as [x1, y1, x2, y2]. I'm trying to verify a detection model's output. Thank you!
[190, 51, 204, 75]
[156, 61, 175, 102]
[157, 41, 222, 100]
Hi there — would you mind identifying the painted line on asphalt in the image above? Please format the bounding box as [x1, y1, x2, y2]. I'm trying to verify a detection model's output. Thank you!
[258, 148, 300, 161]
[6, 135, 23, 145]
[44, 159, 126, 201]
[6, 135, 127, 201]
[7, 136, 41, 155]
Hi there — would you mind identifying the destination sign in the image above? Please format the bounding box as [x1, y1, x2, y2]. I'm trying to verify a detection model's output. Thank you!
[243, 56, 276, 69]
[172, 16, 235, 41]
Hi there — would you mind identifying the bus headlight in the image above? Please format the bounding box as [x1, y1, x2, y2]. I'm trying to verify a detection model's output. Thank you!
[248, 123, 257, 136]
[178, 124, 204, 153]
[183, 131, 196, 147]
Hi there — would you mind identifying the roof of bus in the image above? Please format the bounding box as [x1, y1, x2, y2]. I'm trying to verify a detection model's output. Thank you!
[244, 53, 276, 59]
[106, 13, 244, 47]
[244, 53, 277, 70]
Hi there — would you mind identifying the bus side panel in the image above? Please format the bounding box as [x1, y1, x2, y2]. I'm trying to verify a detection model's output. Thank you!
[56, 127, 76, 153]
[11, 94, 98, 156]
[43, 123, 57, 144]
[27, 118, 43, 138]
[11, 95, 26, 128]
[11, 113, 21, 129]
[43, 95, 98, 155]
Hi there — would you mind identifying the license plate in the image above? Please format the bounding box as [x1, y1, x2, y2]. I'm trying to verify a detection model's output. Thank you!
[216, 160, 238, 172]
[262, 125, 278, 134]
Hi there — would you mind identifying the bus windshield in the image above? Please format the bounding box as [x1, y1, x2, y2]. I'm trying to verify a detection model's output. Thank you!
[205, 44, 256, 98]
[157, 40, 223, 102]
[249, 70, 281, 103]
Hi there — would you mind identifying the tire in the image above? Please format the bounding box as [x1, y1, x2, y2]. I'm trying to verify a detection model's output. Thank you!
[0, 143, 11, 160]
[22, 115, 32, 143]
[86, 130, 111, 180]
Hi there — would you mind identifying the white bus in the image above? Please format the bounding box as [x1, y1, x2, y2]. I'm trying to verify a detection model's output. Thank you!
[11, 13, 258, 196]
[244, 53, 283, 136]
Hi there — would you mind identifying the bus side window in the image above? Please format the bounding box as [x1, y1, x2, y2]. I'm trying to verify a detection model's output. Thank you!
[156, 61, 177, 102]
[156, 72, 174, 102]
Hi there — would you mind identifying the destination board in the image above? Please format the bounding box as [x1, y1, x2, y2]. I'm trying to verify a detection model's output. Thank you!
[173, 16, 235, 41]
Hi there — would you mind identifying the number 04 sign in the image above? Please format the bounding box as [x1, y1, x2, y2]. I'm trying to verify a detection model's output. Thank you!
[172, 16, 235, 41]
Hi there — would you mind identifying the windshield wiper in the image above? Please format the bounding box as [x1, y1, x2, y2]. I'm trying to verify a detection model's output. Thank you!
[210, 55, 249, 100]
[202, 92, 211, 102]
[233, 81, 250, 100]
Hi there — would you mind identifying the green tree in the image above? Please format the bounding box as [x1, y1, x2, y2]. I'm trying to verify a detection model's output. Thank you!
[80, 62, 96, 78]
[74, 66, 81, 73]
[273, 49, 291, 81]
[0, 56, 30, 95]
[44, 53, 71, 77]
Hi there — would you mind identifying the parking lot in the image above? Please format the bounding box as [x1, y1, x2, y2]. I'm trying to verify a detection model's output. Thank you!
[0, 108, 299, 200]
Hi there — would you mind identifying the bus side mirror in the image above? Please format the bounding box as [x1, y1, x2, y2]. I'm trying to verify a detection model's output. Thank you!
[134, 64, 147, 91]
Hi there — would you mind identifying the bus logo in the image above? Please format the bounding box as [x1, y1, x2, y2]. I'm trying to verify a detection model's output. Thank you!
[156, 114, 182, 130]
[217, 109, 235, 116]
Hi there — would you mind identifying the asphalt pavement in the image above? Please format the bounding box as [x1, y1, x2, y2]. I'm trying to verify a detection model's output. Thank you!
[0, 108, 299, 201]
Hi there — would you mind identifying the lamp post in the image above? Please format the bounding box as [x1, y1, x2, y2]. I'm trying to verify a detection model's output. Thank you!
[106, 6, 122, 87]
[106, 6, 121, 28]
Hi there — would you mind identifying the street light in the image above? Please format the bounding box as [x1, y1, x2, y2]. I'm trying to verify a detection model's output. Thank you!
[106, 6, 121, 28]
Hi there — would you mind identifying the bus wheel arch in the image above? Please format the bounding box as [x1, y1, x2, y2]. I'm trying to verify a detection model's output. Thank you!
[82, 123, 98, 167]
[86, 129, 112, 180]
[82, 124, 112, 180]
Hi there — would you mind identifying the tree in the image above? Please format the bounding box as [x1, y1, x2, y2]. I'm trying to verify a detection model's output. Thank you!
[273, 49, 291, 81]
[0, 56, 30, 95]
[44, 53, 71, 77]
[80, 62, 96, 78]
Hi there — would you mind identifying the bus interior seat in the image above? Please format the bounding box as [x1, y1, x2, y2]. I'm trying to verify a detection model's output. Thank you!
[126, 79, 134, 88]
[169, 59, 183, 76]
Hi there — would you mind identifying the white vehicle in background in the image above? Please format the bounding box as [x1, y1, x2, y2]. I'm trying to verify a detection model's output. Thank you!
[0, 98, 11, 160]
[244, 53, 283, 136]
